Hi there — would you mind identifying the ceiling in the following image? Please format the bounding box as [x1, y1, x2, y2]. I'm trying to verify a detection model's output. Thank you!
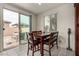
[10, 3, 64, 15]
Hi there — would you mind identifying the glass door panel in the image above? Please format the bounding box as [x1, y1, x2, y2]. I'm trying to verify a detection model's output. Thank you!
[3, 9, 19, 49]
[20, 14, 31, 44]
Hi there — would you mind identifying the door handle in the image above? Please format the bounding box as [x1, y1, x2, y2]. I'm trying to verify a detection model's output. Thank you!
[3, 28, 5, 30]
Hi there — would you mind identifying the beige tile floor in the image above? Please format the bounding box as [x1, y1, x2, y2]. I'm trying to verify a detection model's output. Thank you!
[0, 44, 75, 56]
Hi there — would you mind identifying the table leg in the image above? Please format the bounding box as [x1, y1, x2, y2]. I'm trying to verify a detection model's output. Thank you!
[40, 37, 44, 56]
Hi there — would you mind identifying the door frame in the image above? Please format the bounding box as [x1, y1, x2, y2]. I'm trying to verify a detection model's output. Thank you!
[74, 3, 79, 56]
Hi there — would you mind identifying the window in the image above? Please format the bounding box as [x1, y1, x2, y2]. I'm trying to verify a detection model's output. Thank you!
[44, 16, 50, 32]
[44, 14, 57, 33]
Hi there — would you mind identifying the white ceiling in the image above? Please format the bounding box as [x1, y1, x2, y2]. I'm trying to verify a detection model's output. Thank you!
[11, 3, 64, 14]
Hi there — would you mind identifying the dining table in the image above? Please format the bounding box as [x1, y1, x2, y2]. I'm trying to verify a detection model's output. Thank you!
[36, 33, 50, 56]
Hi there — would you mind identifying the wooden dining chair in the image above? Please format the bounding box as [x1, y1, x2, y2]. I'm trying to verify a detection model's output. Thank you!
[27, 32, 41, 56]
[44, 32, 59, 56]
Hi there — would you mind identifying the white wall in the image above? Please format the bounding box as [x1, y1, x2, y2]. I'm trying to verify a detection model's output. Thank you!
[37, 4, 75, 51]
[0, 3, 37, 51]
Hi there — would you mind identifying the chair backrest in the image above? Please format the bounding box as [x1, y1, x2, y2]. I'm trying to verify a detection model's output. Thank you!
[50, 32, 59, 42]
[32, 31, 38, 37]
[44, 32, 59, 44]
[27, 32, 34, 44]
[32, 31, 42, 37]
[27, 31, 42, 44]
[37, 31, 42, 36]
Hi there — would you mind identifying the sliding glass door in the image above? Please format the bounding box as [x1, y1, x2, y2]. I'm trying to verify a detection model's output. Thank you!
[3, 9, 31, 50]
[3, 9, 19, 49]
[19, 14, 31, 44]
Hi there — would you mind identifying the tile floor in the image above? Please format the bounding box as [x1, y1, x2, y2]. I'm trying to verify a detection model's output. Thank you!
[0, 44, 75, 56]
[4, 36, 19, 49]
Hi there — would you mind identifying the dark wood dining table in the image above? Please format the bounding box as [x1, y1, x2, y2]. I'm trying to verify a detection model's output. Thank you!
[36, 33, 50, 56]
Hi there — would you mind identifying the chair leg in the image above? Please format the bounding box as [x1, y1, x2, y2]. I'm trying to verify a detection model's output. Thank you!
[56, 40, 58, 49]
[49, 50, 51, 56]
[52, 44, 54, 47]
[37, 44, 39, 50]
[31, 46, 32, 50]
[32, 46, 34, 56]
[27, 44, 29, 55]
[35, 46, 36, 51]
[49, 45, 51, 56]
